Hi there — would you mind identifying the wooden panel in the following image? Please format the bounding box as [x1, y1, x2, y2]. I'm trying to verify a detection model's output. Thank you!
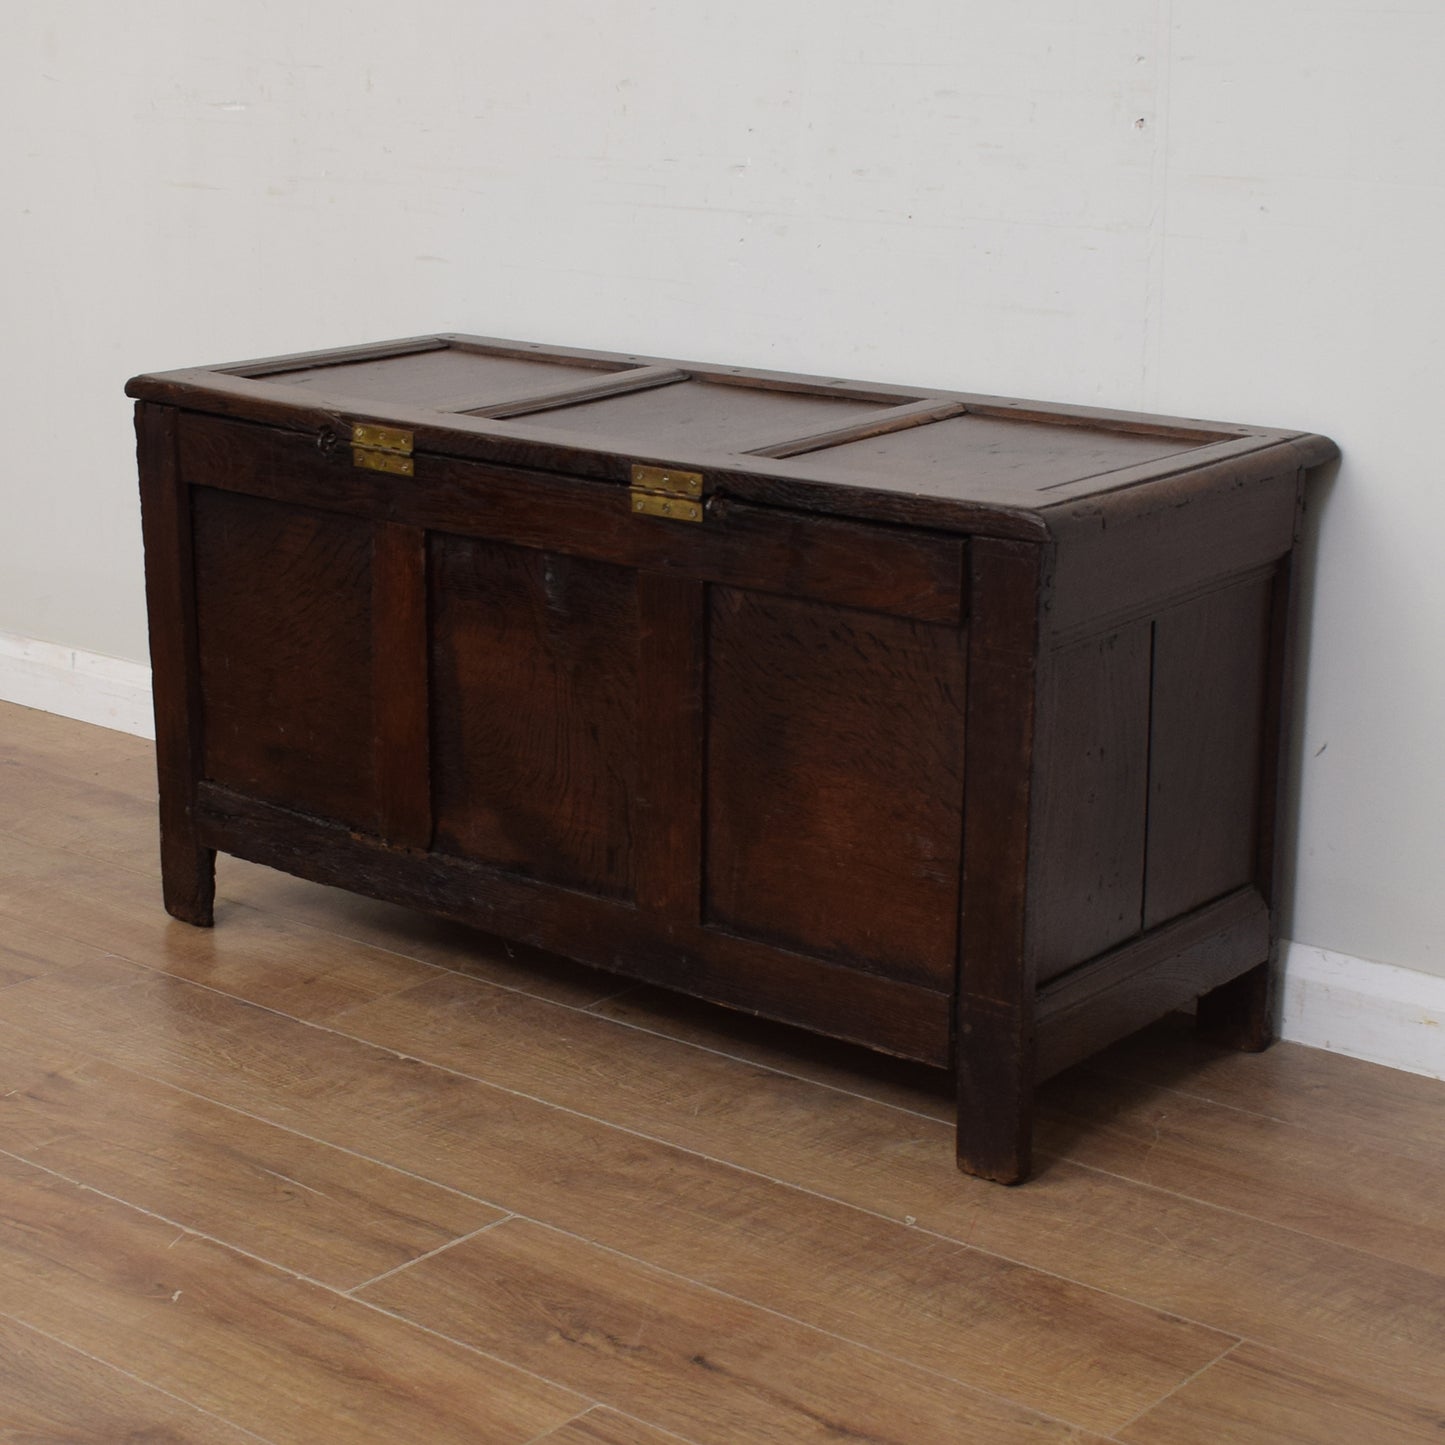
[256, 343, 629, 407]
[430, 535, 639, 899]
[704, 588, 967, 989]
[802, 412, 1211, 493]
[1145, 574, 1273, 928]
[192, 487, 378, 831]
[176, 413, 966, 623]
[194, 784, 951, 1062]
[1030, 623, 1152, 984]
[513, 377, 895, 453]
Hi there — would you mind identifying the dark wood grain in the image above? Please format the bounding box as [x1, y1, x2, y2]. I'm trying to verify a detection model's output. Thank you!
[1030, 624, 1153, 984]
[132, 332, 1334, 1185]
[1198, 528, 1305, 1051]
[1145, 573, 1273, 929]
[1036, 888, 1270, 1080]
[429, 536, 639, 900]
[372, 522, 431, 850]
[195, 783, 952, 1063]
[191, 488, 379, 831]
[176, 413, 966, 624]
[136, 402, 215, 925]
[956, 539, 1043, 1183]
[704, 588, 967, 989]
[634, 574, 706, 923]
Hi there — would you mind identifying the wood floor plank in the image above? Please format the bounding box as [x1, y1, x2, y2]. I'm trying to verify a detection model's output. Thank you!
[1086, 1013, 1445, 1168]
[1032, 1067, 1445, 1276]
[0, 914, 106, 990]
[0, 1017, 502, 1289]
[0, 1151, 585, 1445]
[0, 700, 155, 794]
[365, 1218, 1103, 1445]
[0, 954, 1233, 1436]
[0, 834, 442, 1022]
[328, 970, 1445, 1414]
[0, 761, 161, 872]
[1116, 1342, 1445, 1445]
[534, 1408, 698, 1445]
[0, 1310, 268, 1444]
[218, 854, 626, 1009]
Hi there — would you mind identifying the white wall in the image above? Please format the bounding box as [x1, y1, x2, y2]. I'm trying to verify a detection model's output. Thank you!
[5, 1, 1445, 994]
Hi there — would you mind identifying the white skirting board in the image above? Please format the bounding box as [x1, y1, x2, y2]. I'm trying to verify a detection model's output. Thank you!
[2, 631, 1441, 1082]
[1279, 941, 1445, 1081]
[0, 629, 154, 740]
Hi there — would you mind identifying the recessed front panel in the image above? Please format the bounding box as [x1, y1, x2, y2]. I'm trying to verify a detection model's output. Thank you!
[430, 535, 639, 899]
[704, 589, 967, 988]
[192, 488, 378, 829]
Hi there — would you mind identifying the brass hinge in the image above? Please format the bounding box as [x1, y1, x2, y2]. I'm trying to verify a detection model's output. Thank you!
[352, 424, 414, 477]
[629, 464, 704, 523]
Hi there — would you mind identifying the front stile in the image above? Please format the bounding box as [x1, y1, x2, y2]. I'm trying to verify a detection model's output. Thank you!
[633, 573, 708, 925]
[956, 539, 1046, 1183]
[372, 521, 432, 851]
[136, 401, 216, 927]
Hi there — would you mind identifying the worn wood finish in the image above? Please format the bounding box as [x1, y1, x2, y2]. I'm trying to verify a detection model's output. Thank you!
[177, 412, 966, 624]
[956, 539, 1043, 1183]
[430, 536, 640, 899]
[193, 783, 953, 1062]
[131, 334, 1336, 1183]
[1145, 573, 1273, 928]
[372, 521, 431, 850]
[635, 573, 707, 923]
[136, 402, 214, 925]
[705, 587, 968, 988]
[192, 487, 378, 830]
[1030, 622, 1153, 983]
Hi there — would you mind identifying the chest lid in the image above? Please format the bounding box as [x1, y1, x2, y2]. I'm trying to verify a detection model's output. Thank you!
[127, 333, 1336, 538]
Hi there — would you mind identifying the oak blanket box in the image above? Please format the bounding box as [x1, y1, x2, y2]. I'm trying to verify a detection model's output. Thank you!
[127, 335, 1337, 1183]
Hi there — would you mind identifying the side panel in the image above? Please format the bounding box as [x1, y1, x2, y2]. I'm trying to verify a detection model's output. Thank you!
[1145, 572, 1274, 928]
[1030, 625, 1152, 984]
[704, 589, 967, 990]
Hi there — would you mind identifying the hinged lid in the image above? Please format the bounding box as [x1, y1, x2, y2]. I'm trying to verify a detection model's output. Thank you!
[127, 333, 1339, 540]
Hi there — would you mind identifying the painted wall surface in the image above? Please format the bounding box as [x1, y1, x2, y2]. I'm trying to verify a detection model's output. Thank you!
[5, 2, 1443, 982]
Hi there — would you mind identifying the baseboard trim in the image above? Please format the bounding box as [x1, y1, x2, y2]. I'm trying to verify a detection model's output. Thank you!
[0, 629, 154, 739]
[1280, 940, 1445, 1081]
[2, 630, 1442, 1080]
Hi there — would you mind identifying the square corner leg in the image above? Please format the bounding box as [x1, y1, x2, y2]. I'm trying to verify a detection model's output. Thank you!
[1195, 958, 1275, 1052]
[161, 830, 216, 928]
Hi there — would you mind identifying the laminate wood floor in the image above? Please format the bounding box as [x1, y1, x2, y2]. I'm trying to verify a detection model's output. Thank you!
[1, 698, 1441, 1444]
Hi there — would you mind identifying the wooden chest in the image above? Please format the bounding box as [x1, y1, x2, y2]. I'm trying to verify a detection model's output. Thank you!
[128, 334, 1337, 1183]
